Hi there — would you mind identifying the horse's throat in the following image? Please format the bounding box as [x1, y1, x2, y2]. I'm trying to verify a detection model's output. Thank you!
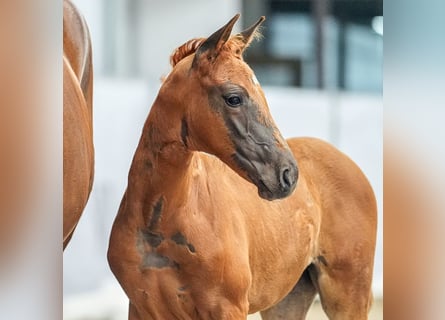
[129, 131, 193, 201]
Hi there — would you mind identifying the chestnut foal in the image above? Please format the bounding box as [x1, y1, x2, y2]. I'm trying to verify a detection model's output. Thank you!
[108, 15, 376, 320]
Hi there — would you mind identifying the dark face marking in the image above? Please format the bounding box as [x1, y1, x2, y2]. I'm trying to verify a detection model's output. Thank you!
[142, 252, 179, 269]
[208, 83, 276, 161]
[181, 117, 189, 147]
[207, 82, 298, 200]
[171, 232, 196, 253]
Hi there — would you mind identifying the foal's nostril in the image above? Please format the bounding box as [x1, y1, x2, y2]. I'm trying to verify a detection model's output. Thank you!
[280, 167, 293, 191]
[283, 169, 290, 186]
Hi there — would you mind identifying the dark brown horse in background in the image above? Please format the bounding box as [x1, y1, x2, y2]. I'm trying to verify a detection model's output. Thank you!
[63, 0, 94, 249]
[108, 15, 377, 319]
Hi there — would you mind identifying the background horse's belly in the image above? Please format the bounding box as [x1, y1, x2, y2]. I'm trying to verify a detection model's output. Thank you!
[63, 60, 93, 242]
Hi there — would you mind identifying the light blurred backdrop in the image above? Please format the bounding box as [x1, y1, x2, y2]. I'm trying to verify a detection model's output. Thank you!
[63, 0, 382, 319]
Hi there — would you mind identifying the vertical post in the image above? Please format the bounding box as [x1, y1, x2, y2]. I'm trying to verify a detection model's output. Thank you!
[102, 0, 116, 76]
[312, 0, 329, 89]
[337, 19, 346, 90]
[127, 0, 140, 77]
[103, 0, 138, 77]
[313, 0, 340, 146]
[114, 0, 129, 76]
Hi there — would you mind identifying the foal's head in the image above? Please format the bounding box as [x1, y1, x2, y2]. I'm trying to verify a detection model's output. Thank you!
[162, 14, 298, 200]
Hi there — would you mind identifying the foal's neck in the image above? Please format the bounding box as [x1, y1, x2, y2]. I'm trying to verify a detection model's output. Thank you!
[127, 93, 193, 207]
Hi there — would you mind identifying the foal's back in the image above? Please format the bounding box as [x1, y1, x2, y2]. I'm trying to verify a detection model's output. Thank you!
[288, 137, 376, 216]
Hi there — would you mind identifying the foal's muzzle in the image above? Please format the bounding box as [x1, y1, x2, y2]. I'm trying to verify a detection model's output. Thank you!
[257, 158, 298, 201]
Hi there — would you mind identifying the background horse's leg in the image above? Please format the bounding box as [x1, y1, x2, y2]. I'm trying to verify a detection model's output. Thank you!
[260, 268, 317, 320]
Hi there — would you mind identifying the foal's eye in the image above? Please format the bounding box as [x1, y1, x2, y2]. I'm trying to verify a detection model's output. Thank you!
[224, 95, 243, 107]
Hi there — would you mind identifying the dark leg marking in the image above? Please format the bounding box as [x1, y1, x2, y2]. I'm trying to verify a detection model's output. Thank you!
[142, 252, 179, 269]
[181, 117, 189, 148]
[148, 196, 164, 230]
[171, 232, 196, 253]
[141, 196, 165, 248]
[317, 255, 328, 267]
[138, 197, 182, 270]
[145, 124, 154, 148]
[142, 231, 164, 248]
[145, 159, 153, 170]
[145, 123, 162, 152]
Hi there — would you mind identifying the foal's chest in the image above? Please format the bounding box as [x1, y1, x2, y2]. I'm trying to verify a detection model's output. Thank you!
[134, 209, 251, 319]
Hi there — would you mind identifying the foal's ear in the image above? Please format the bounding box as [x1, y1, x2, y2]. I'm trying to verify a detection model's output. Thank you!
[192, 14, 240, 68]
[237, 16, 265, 51]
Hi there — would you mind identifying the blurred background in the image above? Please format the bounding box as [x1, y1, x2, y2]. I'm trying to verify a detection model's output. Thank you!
[64, 0, 382, 319]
